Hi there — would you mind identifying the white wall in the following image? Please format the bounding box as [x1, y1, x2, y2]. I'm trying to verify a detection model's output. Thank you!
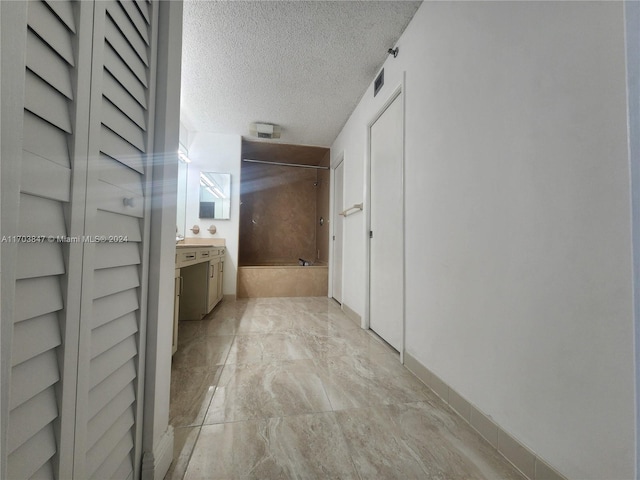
[332, 2, 635, 479]
[185, 132, 241, 295]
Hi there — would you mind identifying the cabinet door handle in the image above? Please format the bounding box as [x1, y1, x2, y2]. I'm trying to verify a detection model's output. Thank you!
[179, 276, 184, 295]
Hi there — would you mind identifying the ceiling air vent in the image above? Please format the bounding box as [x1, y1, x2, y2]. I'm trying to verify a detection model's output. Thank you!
[250, 123, 281, 139]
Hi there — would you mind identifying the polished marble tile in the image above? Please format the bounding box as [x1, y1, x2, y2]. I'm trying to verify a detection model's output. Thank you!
[204, 359, 332, 424]
[226, 333, 314, 365]
[170, 366, 223, 427]
[387, 401, 525, 479]
[169, 297, 525, 480]
[164, 427, 199, 480]
[172, 335, 233, 369]
[184, 413, 356, 480]
[185, 413, 358, 480]
[236, 313, 295, 334]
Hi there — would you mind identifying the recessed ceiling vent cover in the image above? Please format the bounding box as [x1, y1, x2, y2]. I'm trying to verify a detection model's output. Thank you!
[250, 123, 281, 139]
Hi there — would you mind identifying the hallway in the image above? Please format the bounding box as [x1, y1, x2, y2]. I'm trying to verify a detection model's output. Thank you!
[167, 297, 524, 479]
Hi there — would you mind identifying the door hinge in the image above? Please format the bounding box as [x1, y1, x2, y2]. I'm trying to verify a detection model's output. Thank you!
[333, 235, 336, 241]
[369, 230, 373, 238]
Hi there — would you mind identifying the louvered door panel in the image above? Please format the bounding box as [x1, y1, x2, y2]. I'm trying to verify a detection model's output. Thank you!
[76, 1, 158, 478]
[7, 2, 80, 478]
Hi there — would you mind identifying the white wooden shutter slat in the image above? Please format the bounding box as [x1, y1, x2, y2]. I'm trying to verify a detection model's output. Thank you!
[95, 242, 141, 269]
[95, 179, 144, 218]
[103, 43, 147, 109]
[102, 98, 145, 150]
[17, 243, 65, 280]
[24, 70, 72, 134]
[26, 29, 73, 100]
[87, 382, 135, 449]
[28, 0, 75, 66]
[88, 361, 136, 419]
[6, 424, 56, 480]
[22, 111, 70, 169]
[105, 0, 149, 71]
[11, 313, 62, 367]
[90, 337, 137, 390]
[101, 126, 145, 173]
[10, 350, 60, 410]
[14, 277, 63, 323]
[88, 424, 134, 480]
[21, 150, 72, 202]
[133, 0, 150, 24]
[98, 153, 144, 196]
[42, 0, 76, 33]
[94, 210, 142, 241]
[8, 387, 58, 454]
[114, 456, 134, 480]
[93, 264, 140, 299]
[92, 289, 139, 329]
[91, 313, 137, 359]
[104, 14, 148, 85]
[18, 194, 67, 235]
[119, 0, 149, 46]
[31, 459, 55, 479]
[102, 71, 146, 130]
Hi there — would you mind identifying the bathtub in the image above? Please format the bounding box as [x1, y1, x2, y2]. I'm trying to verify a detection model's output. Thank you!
[237, 263, 328, 298]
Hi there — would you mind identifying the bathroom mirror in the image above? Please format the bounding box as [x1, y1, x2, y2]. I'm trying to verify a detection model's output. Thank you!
[176, 160, 188, 240]
[200, 172, 231, 219]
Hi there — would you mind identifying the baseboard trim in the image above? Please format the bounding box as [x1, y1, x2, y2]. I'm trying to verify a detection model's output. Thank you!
[223, 294, 236, 302]
[341, 302, 361, 327]
[403, 352, 567, 480]
[141, 425, 174, 480]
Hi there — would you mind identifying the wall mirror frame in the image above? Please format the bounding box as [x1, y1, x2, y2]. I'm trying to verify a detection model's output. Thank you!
[200, 172, 231, 220]
[176, 159, 188, 240]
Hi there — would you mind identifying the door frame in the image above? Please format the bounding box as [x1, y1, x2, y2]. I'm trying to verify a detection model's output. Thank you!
[365, 79, 406, 363]
[330, 152, 345, 303]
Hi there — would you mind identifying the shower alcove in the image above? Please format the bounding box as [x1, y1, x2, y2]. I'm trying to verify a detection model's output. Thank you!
[237, 140, 330, 297]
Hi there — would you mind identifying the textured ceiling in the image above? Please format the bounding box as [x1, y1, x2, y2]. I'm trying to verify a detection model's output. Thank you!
[181, 0, 422, 147]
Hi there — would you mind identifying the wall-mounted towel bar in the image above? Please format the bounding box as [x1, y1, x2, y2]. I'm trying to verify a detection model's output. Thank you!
[339, 203, 363, 217]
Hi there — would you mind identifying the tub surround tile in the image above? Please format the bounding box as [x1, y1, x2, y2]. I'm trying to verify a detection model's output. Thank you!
[237, 266, 328, 298]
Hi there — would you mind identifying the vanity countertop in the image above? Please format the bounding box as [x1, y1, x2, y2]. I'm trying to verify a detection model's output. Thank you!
[177, 238, 225, 248]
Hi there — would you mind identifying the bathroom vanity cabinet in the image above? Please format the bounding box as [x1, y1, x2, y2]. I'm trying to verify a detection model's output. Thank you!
[174, 244, 225, 354]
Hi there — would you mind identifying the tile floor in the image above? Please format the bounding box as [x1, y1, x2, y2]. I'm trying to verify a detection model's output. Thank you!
[166, 297, 525, 480]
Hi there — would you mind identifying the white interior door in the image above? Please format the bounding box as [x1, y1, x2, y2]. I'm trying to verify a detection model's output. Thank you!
[369, 93, 403, 351]
[332, 160, 344, 303]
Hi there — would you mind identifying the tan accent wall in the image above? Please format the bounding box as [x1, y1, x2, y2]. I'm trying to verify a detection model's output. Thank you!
[239, 140, 330, 266]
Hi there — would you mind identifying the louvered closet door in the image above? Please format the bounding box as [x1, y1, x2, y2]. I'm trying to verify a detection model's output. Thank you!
[7, 1, 92, 478]
[73, 1, 158, 479]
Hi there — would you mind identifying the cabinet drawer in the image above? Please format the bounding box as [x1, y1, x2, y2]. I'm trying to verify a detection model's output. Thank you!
[198, 250, 211, 260]
[179, 251, 197, 264]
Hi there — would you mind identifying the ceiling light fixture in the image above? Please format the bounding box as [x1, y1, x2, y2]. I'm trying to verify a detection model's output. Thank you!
[250, 123, 281, 139]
